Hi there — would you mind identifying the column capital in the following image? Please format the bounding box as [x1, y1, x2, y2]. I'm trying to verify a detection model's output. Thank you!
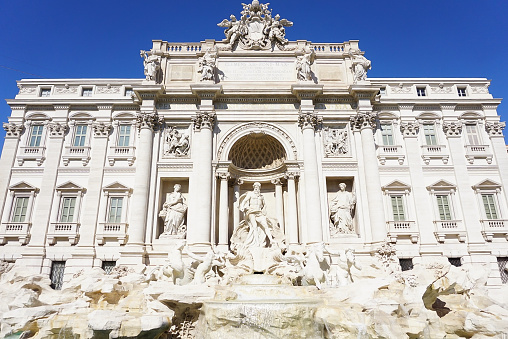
[3, 122, 24, 138]
[47, 122, 69, 138]
[442, 121, 463, 138]
[217, 172, 230, 181]
[136, 112, 162, 131]
[271, 178, 284, 186]
[350, 112, 377, 132]
[92, 122, 113, 137]
[400, 121, 419, 138]
[298, 112, 322, 130]
[485, 121, 506, 137]
[192, 111, 216, 131]
[284, 171, 300, 180]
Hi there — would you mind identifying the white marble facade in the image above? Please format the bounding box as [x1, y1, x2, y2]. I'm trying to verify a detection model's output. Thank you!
[1, 1, 508, 290]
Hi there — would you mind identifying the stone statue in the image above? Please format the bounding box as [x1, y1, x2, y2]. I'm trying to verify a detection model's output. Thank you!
[159, 184, 187, 236]
[324, 128, 348, 156]
[300, 243, 330, 290]
[296, 49, 315, 81]
[231, 182, 285, 250]
[140, 49, 161, 81]
[217, 14, 247, 47]
[332, 248, 362, 287]
[266, 14, 292, 45]
[164, 127, 190, 157]
[349, 49, 371, 83]
[329, 183, 356, 235]
[188, 250, 225, 285]
[198, 49, 217, 82]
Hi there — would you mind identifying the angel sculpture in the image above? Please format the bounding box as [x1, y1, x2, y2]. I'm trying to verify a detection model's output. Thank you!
[265, 14, 293, 44]
[140, 50, 161, 81]
[217, 15, 247, 47]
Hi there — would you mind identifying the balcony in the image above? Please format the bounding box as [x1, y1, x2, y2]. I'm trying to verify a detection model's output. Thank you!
[47, 222, 80, 245]
[17, 146, 46, 166]
[62, 146, 91, 166]
[434, 220, 466, 242]
[421, 145, 449, 165]
[376, 145, 405, 165]
[0, 222, 31, 245]
[465, 145, 493, 164]
[481, 219, 508, 241]
[108, 146, 136, 166]
[96, 222, 128, 245]
[387, 220, 418, 243]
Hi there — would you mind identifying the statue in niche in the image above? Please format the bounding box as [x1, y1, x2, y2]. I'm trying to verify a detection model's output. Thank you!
[329, 183, 356, 236]
[324, 127, 348, 156]
[296, 48, 315, 81]
[349, 49, 371, 84]
[140, 49, 161, 82]
[198, 49, 217, 81]
[159, 184, 187, 236]
[230, 182, 285, 250]
[164, 127, 190, 157]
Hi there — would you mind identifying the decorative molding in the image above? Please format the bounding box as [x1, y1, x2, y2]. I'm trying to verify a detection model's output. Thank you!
[442, 121, 463, 137]
[391, 83, 412, 94]
[96, 84, 121, 94]
[350, 112, 377, 131]
[92, 122, 113, 137]
[17, 85, 37, 94]
[191, 112, 216, 131]
[320, 162, 358, 170]
[430, 83, 452, 94]
[400, 122, 419, 137]
[3, 123, 24, 138]
[136, 112, 163, 131]
[54, 85, 78, 94]
[298, 112, 322, 130]
[47, 122, 68, 137]
[471, 84, 489, 94]
[485, 121, 506, 137]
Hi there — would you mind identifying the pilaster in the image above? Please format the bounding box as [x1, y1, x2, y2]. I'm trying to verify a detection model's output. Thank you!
[485, 121, 508, 206]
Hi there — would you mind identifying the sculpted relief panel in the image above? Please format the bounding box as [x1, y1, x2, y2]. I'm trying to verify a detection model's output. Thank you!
[163, 126, 191, 157]
[323, 126, 349, 157]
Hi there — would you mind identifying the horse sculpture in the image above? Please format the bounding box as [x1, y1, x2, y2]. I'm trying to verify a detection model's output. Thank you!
[300, 243, 330, 289]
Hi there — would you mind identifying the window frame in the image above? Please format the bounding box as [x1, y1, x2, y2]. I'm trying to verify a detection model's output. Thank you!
[73, 124, 88, 147]
[53, 181, 86, 225]
[101, 182, 132, 224]
[464, 122, 482, 145]
[422, 122, 438, 146]
[81, 87, 93, 97]
[416, 86, 427, 97]
[427, 180, 460, 222]
[457, 87, 467, 97]
[39, 87, 52, 97]
[28, 124, 45, 147]
[473, 180, 505, 221]
[3, 182, 38, 226]
[117, 124, 132, 147]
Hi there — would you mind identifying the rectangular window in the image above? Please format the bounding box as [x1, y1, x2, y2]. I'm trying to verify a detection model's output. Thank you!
[391, 195, 405, 221]
[417, 87, 426, 96]
[102, 261, 116, 274]
[29, 125, 44, 147]
[399, 258, 413, 271]
[73, 125, 87, 147]
[457, 88, 467, 97]
[11, 197, 29, 222]
[82, 88, 93, 97]
[436, 195, 452, 220]
[482, 194, 498, 219]
[125, 88, 134, 97]
[50, 261, 66, 290]
[497, 257, 508, 284]
[40, 88, 51, 97]
[448, 257, 462, 267]
[60, 197, 76, 222]
[108, 197, 123, 223]
[465, 124, 480, 145]
[117, 125, 131, 147]
[423, 124, 437, 145]
[380, 124, 394, 146]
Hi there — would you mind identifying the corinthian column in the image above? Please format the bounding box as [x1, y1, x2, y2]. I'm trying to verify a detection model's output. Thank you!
[486, 121, 508, 205]
[217, 172, 230, 251]
[298, 112, 323, 243]
[350, 112, 386, 243]
[127, 112, 160, 246]
[187, 112, 216, 248]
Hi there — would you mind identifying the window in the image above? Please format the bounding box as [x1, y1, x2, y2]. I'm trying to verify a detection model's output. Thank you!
[29, 125, 44, 147]
[50, 261, 65, 290]
[108, 197, 123, 223]
[423, 123, 437, 145]
[117, 125, 131, 147]
[448, 258, 462, 267]
[391, 195, 405, 221]
[457, 87, 467, 97]
[102, 261, 116, 274]
[380, 124, 394, 146]
[125, 88, 134, 97]
[399, 258, 413, 271]
[11, 197, 29, 222]
[73, 125, 87, 147]
[40, 88, 51, 97]
[482, 194, 498, 219]
[60, 197, 76, 222]
[417, 87, 426, 96]
[465, 124, 480, 145]
[497, 257, 508, 284]
[82, 88, 93, 97]
[436, 195, 452, 220]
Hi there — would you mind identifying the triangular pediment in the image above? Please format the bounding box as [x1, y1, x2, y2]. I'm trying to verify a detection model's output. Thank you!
[382, 180, 411, 192]
[427, 179, 456, 191]
[103, 181, 131, 193]
[56, 181, 85, 192]
[472, 179, 501, 190]
[9, 181, 38, 191]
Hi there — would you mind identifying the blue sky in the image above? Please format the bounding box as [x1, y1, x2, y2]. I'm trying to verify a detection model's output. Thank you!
[1, 0, 507, 150]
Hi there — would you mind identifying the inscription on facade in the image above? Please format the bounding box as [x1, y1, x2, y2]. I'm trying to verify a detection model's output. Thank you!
[218, 61, 294, 81]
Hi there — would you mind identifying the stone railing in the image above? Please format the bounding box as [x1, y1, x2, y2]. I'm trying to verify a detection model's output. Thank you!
[108, 146, 136, 166]
[481, 219, 508, 241]
[18, 146, 46, 166]
[96, 222, 128, 245]
[465, 145, 493, 164]
[0, 222, 31, 245]
[434, 220, 466, 242]
[376, 145, 405, 165]
[310, 43, 347, 53]
[421, 145, 449, 165]
[166, 43, 203, 54]
[387, 221, 418, 243]
[47, 222, 80, 245]
[62, 146, 91, 166]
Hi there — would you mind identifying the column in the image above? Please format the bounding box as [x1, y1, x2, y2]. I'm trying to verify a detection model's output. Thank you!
[272, 178, 285, 233]
[217, 172, 230, 250]
[233, 179, 243, 230]
[486, 122, 508, 205]
[299, 112, 324, 243]
[350, 112, 386, 243]
[127, 112, 159, 246]
[187, 112, 215, 248]
[285, 171, 299, 246]
[0, 120, 24, 219]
